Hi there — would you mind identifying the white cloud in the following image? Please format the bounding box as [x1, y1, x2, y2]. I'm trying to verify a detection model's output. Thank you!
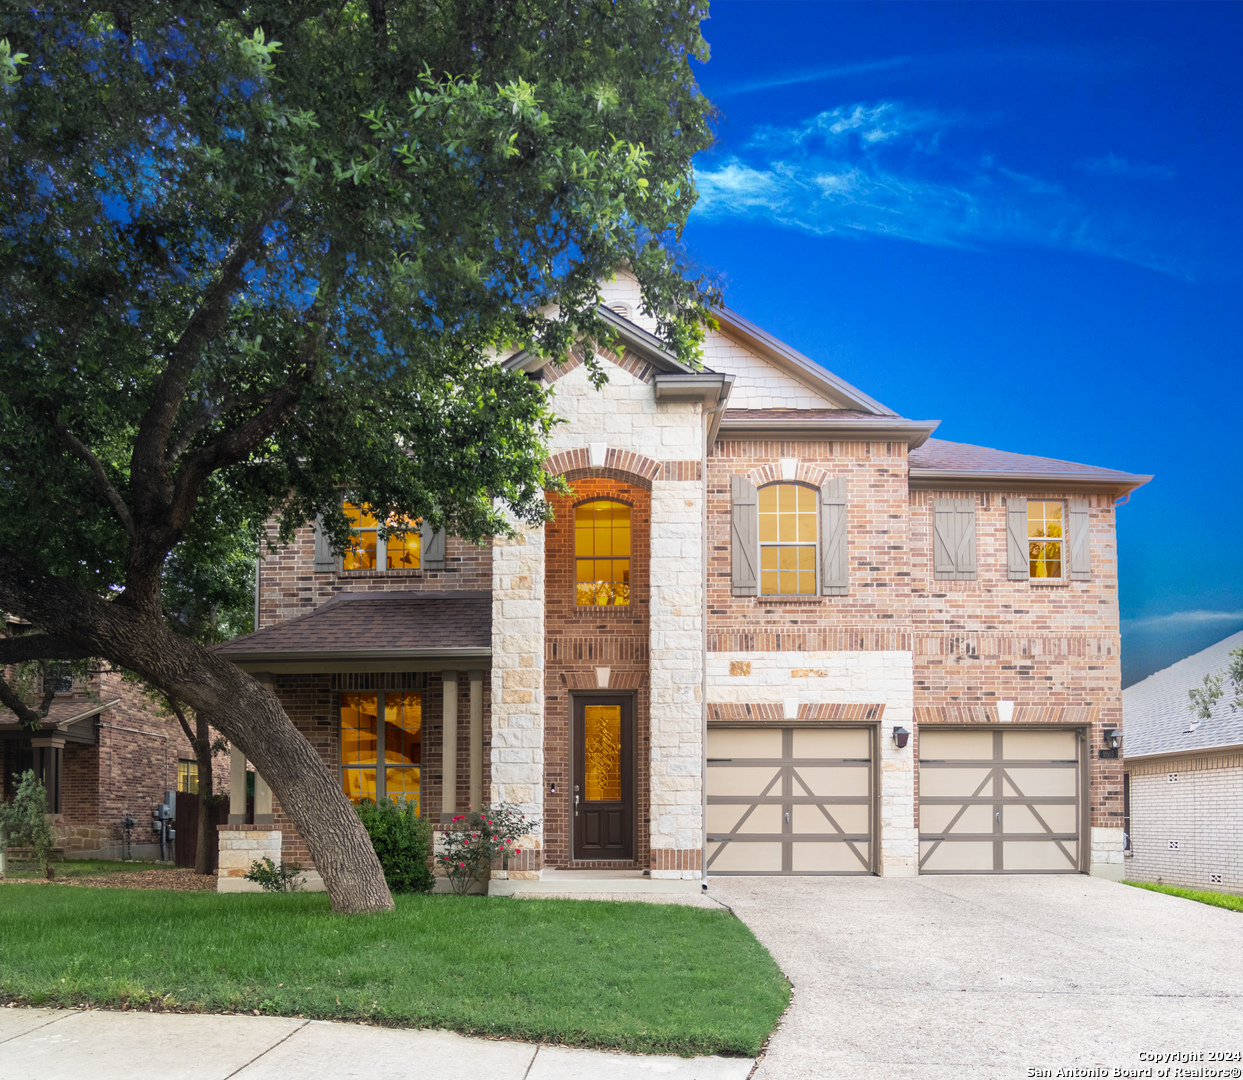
[1122, 611, 1243, 631]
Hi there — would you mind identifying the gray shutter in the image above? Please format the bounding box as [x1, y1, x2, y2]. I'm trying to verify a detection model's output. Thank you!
[820, 476, 848, 596]
[933, 499, 958, 579]
[1068, 498, 1091, 581]
[421, 520, 446, 570]
[312, 515, 336, 572]
[1006, 498, 1029, 580]
[954, 498, 977, 580]
[730, 475, 758, 597]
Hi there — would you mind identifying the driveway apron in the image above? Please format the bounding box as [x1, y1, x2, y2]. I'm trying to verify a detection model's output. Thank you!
[710, 875, 1243, 1080]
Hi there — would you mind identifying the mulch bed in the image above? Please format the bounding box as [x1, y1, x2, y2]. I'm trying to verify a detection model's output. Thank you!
[1, 869, 218, 892]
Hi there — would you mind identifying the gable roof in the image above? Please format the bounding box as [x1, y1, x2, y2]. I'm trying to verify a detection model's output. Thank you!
[909, 438, 1152, 494]
[215, 591, 492, 668]
[1123, 630, 1243, 759]
[0, 696, 119, 742]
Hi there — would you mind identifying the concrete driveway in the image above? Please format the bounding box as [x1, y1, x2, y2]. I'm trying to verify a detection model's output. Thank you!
[709, 875, 1243, 1080]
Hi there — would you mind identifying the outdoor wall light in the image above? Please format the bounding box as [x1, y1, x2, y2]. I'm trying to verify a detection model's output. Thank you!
[1100, 729, 1122, 759]
[892, 726, 911, 749]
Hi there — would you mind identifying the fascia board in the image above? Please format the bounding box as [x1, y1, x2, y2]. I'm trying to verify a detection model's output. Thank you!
[718, 416, 940, 448]
[1122, 741, 1243, 763]
[221, 647, 493, 665]
[712, 307, 897, 416]
[502, 306, 692, 376]
[909, 469, 1153, 495]
[652, 373, 733, 402]
[227, 652, 493, 675]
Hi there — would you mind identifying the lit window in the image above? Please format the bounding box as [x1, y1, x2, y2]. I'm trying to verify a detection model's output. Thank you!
[575, 501, 631, 606]
[759, 483, 818, 595]
[177, 759, 199, 795]
[342, 500, 421, 571]
[1028, 501, 1064, 579]
[340, 691, 421, 812]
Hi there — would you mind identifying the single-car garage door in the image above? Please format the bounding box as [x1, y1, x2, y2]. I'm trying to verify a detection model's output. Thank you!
[706, 726, 874, 875]
[918, 728, 1083, 874]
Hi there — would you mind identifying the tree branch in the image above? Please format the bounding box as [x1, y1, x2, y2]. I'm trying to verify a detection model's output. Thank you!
[165, 693, 198, 749]
[0, 673, 45, 730]
[0, 634, 94, 665]
[50, 414, 137, 539]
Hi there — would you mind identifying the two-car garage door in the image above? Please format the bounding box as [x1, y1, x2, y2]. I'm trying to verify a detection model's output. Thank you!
[705, 724, 1084, 876]
[706, 726, 874, 875]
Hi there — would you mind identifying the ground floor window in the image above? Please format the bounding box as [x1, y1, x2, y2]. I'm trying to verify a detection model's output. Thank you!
[177, 758, 200, 794]
[340, 690, 422, 813]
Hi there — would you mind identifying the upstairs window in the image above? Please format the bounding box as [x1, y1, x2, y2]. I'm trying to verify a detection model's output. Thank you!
[759, 483, 818, 595]
[342, 500, 421, 571]
[1028, 501, 1063, 579]
[575, 500, 631, 606]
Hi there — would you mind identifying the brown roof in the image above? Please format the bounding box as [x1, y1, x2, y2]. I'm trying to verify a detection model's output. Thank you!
[0, 696, 118, 733]
[216, 591, 492, 661]
[908, 438, 1151, 490]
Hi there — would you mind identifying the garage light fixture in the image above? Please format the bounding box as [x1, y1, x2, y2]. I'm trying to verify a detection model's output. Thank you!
[1100, 729, 1122, 759]
[892, 726, 911, 749]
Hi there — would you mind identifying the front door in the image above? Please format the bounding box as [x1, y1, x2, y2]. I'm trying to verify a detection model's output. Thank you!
[572, 696, 634, 861]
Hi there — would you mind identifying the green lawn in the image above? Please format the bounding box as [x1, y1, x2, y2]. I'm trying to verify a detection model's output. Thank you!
[2, 858, 167, 880]
[0, 885, 788, 1056]
[1123, 880, 1243, 913]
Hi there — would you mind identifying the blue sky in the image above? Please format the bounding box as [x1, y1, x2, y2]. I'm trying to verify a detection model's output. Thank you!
[682, 1, 1243, 686]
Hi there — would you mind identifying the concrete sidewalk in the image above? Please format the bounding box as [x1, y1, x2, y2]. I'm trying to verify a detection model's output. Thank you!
[0, 1008, 754, 1080]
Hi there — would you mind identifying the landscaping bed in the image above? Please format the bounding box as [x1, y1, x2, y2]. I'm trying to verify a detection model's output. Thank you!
[2, 859, 216, 891]
[0, 884, 788, 1057]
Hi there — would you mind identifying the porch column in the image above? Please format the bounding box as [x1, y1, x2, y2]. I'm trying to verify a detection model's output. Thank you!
[228, 745, 247, 824]
[441, 671, 458, 818]
[253, 773, 273, 825]
[469, 670, 484, 810]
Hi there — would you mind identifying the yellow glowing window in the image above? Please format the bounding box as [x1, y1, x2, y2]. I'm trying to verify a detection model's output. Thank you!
[1028, 501, 1064, 579]
[759, 483, 818, 595]
[340, 690, 421, 813]
[177, 759, 199, 795]
[342, 500, 421, 571]
[575, 500, 631, 606]
[583, 705, 622, 801]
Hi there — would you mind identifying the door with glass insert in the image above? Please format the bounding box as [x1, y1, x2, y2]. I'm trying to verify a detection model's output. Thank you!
[572, 696, 634, 860]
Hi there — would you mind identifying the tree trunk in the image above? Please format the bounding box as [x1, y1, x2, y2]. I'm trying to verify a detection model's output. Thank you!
[194, 711, 213, 877]
[0, 560, 394, 913]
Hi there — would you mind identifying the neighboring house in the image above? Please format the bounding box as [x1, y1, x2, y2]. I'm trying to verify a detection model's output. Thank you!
[215, 270, 1150, 891]
[1, 635, 202, 860]
[1122, 631, 1243, 895]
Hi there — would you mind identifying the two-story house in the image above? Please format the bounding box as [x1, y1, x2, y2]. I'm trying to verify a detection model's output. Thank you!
[215, 270, 1149, 891]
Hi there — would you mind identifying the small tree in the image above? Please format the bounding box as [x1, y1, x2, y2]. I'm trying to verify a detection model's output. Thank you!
[0, 769, 58, 878]
[1187, 646, 1243, 724]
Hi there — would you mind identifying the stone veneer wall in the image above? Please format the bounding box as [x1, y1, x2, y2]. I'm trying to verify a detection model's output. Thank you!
[217, 826, 284, 892]
[1126, 751, 1243, 894]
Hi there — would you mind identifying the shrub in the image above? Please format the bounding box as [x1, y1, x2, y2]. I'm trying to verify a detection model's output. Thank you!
[243, 856, 304, 892]
[437, 803, 536, 896]
[355, 797, 434, 894]
[0, 770, 58, 878]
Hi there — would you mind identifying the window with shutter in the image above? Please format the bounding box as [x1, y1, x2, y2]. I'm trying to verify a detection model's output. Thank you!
[312, 515, 336, 572]
[759, 482, 818, 595]
[1068, 499, 1091, 581]
[730, 475, 758, 597]
[1006, 498, 1029, 580]
[820, 476, 848, 596]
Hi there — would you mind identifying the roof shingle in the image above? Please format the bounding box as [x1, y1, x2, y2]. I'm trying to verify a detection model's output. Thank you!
[909, 438, 1150, 487]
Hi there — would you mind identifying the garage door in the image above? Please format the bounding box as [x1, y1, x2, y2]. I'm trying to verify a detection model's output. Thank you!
[918, 728, 1082, 874]
[706, 726, 873, 875]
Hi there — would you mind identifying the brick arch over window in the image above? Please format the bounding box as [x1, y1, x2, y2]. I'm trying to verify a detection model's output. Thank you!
[745, 462, 833, 489]
[545, 448, 661, 491]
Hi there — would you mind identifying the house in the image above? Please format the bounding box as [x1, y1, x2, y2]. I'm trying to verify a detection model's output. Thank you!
[214, 270, 1150, 891]
[0, 641, 205, 861]
[1122, 630, 1243, 894]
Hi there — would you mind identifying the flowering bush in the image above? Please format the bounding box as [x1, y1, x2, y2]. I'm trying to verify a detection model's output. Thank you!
[436, 804, 536, 896]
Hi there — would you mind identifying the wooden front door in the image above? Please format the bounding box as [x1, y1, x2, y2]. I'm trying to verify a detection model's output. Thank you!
[573, 696, 634, 861]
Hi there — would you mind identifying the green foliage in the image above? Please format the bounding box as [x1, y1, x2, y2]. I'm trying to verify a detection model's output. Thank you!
[1124, 880, 1243, 913]
[0, 4, 718, 605]
[243, 856, 304, 893]
[355, 798, 434, 895]
[0, 770, 57, 877]
[0, 888, 789, 1056]
[1187, 645, 1243, 721]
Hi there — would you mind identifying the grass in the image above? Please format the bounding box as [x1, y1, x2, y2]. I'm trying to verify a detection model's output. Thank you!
[1123, 880, 1243, 913]
[0, 885, 789, 1057]
[3, 858, 167, 880]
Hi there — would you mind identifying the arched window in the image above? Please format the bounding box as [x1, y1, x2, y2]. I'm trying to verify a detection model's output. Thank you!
[759, 483, 818, 595]
[575, 500, 631, 605]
